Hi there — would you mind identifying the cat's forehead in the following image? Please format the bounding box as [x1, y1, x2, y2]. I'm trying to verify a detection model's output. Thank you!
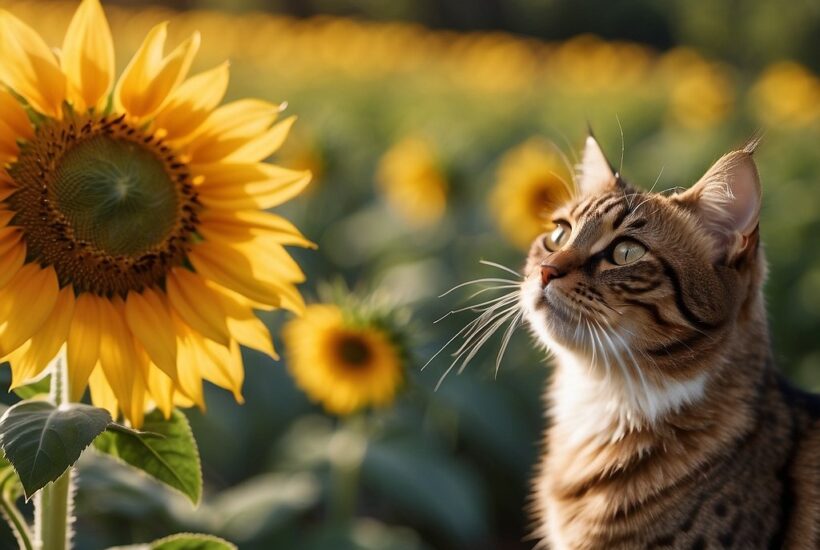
[554, 191, 628, 220]
[554, 188, 663, 223]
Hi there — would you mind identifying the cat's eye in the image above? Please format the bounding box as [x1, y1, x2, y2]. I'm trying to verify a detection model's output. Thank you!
[543, 222, 571, 251]
[612, 240, 646, 265]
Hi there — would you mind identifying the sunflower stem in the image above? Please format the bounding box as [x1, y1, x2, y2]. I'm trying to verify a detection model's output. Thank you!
[328, 415, 366, 526]
[33, 351, 74, 550]
[0, 468, 33, 550]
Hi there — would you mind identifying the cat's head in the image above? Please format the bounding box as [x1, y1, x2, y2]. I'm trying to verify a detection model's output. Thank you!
[521, 135, 765, 387]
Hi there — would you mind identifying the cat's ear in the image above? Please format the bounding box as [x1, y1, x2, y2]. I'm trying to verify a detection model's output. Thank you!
[578, 134, 618, 195]
[672, 141, 761, 261]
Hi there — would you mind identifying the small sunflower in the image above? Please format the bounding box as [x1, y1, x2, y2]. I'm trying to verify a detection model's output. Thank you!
[751, 61, 820, 128]
[0, 0, 312, 426]
[376, 137, 447, 227]
[283, 304, 404, 416]
[489, 137, 574, 249]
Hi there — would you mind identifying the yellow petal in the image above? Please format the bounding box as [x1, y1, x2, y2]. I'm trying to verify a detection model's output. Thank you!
[115, 22, 200, 120]
[88, 363, 118, 419]
[172, 391, 195, 409]
[0, 10, 66, 118]
[0, 236, 24, 288]
[125, 288, 177, 381]
[61, 0, 114, 111]
[188, 241, 285, 309]
[194, 162, 311, 210]
[0, 210, 15, 228]
[171, 312, 205, 410]
[235, 238, 305, 283]
[97, 297, 142, 425]
[223, 116, 296, 163]
[0, 86, 33, 140]
[192, 240, 305, 313]
[0, 264, 59, 356]
[185, 99, 281, 162]
[0, 119, 21, 162]
[126, 362, 147, 428]
[146, 364, 174, 419]
[208, 282, 277, 359]
[6, 286, 74, 389]
[166, 267, 230, 346]
[197, 337, 244, 403]
[152, 61, 230, 142]
[66, 292, 100, 401]
[199, 210, 315, 249]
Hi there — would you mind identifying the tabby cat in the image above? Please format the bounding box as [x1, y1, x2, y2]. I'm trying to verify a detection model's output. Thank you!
[520, 135, 820, 549]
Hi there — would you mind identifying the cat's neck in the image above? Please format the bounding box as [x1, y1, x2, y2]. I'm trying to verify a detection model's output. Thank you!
[536, 305, 774, 536]
[545, 294, 772, 452]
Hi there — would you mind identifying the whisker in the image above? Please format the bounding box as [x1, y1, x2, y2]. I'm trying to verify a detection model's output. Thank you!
[596, 319, 634, 403]
[422, 318, 480, 371]
[434, 292, 519, 323]
[436, 309, 516, 389]
[479, 260, 522, 279]
[439, 277, 520, 298]
[464, 284, 521, 301]
[450, 302, 521, 359]
[495, 311, 523, 378]
[587, 320, 609, 382]
[649, 166, 665, 194]
[456, 308, 519, 374]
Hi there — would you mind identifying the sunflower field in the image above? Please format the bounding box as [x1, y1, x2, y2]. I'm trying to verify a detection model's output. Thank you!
[0, 0, 817, 549]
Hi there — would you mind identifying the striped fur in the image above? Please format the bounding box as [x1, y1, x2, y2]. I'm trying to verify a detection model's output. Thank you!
[521, 137, 820, 549]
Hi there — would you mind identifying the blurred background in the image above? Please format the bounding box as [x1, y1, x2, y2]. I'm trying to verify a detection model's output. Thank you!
[0, 0, 819, 548]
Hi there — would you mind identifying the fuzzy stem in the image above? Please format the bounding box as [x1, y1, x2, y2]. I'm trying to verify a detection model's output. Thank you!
[33, 351, 74, 550]
[0, 469, 33, 550]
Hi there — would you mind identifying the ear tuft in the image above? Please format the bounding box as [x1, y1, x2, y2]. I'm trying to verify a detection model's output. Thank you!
[577, 134, 617, 195]
[672, 147, 762, 261]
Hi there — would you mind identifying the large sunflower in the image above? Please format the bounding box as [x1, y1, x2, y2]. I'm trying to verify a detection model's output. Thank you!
[283, 305, 403, 416]
[0, 0, 311, 426]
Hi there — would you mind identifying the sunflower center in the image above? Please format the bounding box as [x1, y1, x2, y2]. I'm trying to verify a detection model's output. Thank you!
[336, 334, 372, 368]
[53, 135, 179, 256]
[7, 113, 201, 296]
[530, 182, 558, 218]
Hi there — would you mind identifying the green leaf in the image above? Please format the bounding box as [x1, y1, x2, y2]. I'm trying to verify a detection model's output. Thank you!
[107, 533, 236, 550]
[0, 400, 111, 498]
[12, 375, 50, 400]
[362, 435, 488, 544]
[151, 533, 237, 550]
[93, 409, 202, 505]
[210, 472, 321, 542]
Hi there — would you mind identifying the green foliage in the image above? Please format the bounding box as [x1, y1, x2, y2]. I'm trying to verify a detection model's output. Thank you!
[362, 435, 489, 544]
[0, 400, 110, 498]
[11, 376, 50, 400]
[109, 533, 237, 550]
[94, 410, 202, 505]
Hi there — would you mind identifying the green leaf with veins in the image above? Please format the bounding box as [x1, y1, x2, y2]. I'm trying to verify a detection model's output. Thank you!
[94, 409, 202, 505]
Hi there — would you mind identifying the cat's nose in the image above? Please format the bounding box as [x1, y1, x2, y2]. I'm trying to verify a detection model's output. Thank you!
[540, 264, 561, 287]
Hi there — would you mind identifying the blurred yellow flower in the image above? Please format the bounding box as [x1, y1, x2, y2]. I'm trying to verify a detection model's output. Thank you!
[376, 137, 447, 227]
[751, 61, 820, 128]
[490, 138, 574, 249]
[0, 0, 311, 426]
[659, 48, 734, 129]
[283, 304, 403, 415]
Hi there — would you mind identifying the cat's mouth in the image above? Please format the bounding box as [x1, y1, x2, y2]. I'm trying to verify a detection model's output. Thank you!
[520, 274, 610, 351]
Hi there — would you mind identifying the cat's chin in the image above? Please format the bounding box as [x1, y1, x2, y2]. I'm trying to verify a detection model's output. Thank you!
[520, 277, 593, 354]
